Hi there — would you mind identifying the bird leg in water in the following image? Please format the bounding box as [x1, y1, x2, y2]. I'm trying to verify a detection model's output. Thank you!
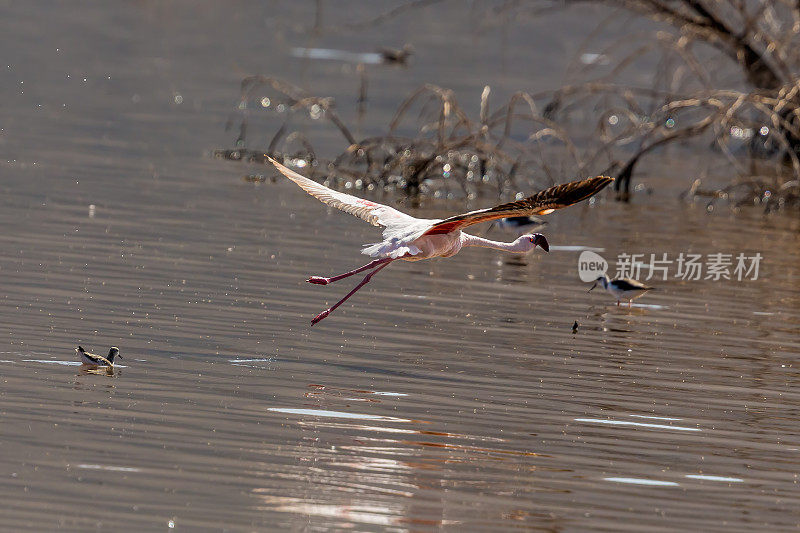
[307, 257, 393, 285]
[311, 261, 393, 325]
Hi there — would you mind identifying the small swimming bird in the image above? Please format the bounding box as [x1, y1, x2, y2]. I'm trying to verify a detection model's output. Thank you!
[76, 346, 121, 367]
[589, 274, 653, 306]
[269, 157, 612, 325]
[489, 215, 547, 235]
[378, 44, 413, 65]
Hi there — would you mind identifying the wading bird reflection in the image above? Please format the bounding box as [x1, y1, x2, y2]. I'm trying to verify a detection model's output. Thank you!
[269, 157, 612, 325]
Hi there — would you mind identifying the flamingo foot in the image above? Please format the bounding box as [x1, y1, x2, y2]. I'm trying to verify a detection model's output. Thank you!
[307, 260, 394, 326]
[311, 309, 331, 325]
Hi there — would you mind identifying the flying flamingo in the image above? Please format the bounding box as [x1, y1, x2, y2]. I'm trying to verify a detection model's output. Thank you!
[268, 157, 612, 325]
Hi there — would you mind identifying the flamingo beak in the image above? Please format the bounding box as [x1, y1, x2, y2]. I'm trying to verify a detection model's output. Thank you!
[532, 234, 549, 252]
[588, 282, 597, 292]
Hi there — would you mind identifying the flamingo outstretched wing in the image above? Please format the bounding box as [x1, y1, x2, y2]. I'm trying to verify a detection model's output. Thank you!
[423, 176, 613, 235]
[268, 157, 414, 228]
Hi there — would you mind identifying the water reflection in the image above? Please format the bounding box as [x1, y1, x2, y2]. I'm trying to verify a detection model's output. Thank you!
[574, 418, 701, 432]
[20, 359, 128, 369]
[252, 492, 442, 529]
[261, 390, 557, 529]
[685, 474, 743, 482]
[22, 359, 83, 366]
[267, 407, 412, 422]
[605, 477, 679, 486]
[76, 464, 142, 473]
[290, 47, 383, 64]
[549, 245, 605, 252]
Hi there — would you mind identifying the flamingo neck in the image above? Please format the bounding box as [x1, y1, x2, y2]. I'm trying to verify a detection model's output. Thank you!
[462, 234, 531, 253]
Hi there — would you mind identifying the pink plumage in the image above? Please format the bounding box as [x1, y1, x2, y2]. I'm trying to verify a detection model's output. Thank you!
[268, 157, 611, 325]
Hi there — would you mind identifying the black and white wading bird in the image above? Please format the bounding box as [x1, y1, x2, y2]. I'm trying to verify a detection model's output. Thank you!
[589, 274, 653, 306]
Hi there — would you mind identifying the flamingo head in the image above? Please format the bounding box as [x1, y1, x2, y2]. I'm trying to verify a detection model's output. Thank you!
[523, 233, 549, 253]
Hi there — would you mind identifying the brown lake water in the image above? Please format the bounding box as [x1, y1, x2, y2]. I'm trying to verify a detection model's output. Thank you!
[1, 2, 800, 531]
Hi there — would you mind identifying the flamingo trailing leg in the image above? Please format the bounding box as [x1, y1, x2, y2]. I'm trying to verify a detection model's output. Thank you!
[306, 257, 394, 285]
[268, 157, 612, 325]
[310, 260, 394, 325]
